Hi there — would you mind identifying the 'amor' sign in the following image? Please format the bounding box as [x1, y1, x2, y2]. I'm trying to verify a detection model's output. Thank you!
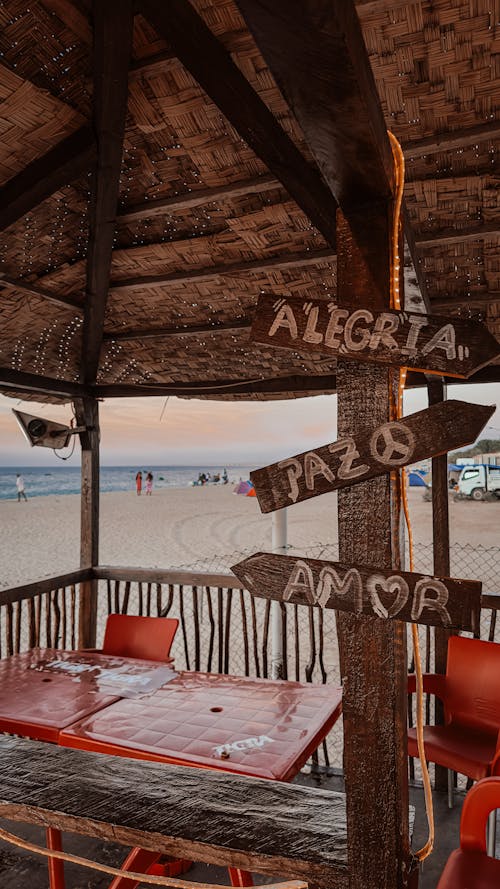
[250, 400, 495, 513]
[231, 552, 481, 632]
[251, 295, 500, 378]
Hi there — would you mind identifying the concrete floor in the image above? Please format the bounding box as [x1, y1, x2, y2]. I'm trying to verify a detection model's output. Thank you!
[0, 774, 495, 888]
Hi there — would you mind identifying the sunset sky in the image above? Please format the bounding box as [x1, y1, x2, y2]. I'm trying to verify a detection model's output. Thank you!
[1, 382, 499, 467]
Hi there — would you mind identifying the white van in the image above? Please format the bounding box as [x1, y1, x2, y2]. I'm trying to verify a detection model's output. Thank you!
[456, 464, 500, 501]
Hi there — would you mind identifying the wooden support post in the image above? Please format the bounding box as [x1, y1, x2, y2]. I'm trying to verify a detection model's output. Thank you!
[427, 375, 451, 792]
[336, 208, 412, 889]
[74, 397, 100, 649]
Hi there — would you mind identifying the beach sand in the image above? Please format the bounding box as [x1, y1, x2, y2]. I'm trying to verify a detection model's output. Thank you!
[0, 484, 498, 591]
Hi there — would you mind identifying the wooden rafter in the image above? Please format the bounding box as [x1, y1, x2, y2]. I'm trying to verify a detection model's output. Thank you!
[139, 0, 338, 248]
[0, 367, 87, 399]
[0, 126, 95, 233]
[234, 0, 393, 208]
[233, 0, 429, 313]
[81, 1, 133, 385]
[403, 121, 500, 158]
[109, 248, 336, 293]
[117, 174, 280, 223]
[95, 373, 339, 399]
[0, 276, 83, 313]
[416, 222, 500, 248]
[103, 319, 251, 342]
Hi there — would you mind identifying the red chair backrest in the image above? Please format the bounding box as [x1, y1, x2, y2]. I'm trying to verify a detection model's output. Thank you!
[102, 614, 178, 662]
[446, 636, 500, 733]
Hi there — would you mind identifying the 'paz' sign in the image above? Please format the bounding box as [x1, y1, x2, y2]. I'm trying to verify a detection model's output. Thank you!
[251, 295, 500, 378]
[251, 400, 495, 513]
[231, 553, 481, 632]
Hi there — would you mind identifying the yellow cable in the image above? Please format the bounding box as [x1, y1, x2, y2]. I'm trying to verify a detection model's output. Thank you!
[0, 824, 306, 889]
[388, 132, 434, 861]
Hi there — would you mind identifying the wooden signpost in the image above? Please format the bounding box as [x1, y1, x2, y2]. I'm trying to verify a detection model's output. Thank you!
[231, 552, 481, 633]
[250, 399, 495, 513]
[251, 295, 500, 379]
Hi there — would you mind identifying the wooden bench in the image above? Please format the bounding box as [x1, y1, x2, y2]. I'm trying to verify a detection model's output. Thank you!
[0, 736, 349, 887]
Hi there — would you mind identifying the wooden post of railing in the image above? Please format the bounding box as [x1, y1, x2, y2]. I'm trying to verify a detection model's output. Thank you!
[427, 375, 451, 792]
[271, 508, 287, 679]
[74, 397, 100, 648]
[336, 207, 410, 889]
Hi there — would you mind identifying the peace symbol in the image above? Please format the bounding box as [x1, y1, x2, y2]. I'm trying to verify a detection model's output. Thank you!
[369, 422, 415, 466]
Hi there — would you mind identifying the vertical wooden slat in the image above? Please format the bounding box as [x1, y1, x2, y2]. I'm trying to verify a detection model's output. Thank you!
[70, 586, 76, 650]
[293, 604, 300, 682]
[35, 594, 42, 647]
[28, 598, 36, 650]
[178, 586, 190, 671]
[280, 603, 288, 681]
[336, 208, 410, 889]
[223, 589, 233, 675]
[52, 590, 61, 649]
[206, 587, 215, 673]
[250, 595, 261, 678]
[192, 586, 201, 671]
[217, 588, 224, 674]
[305, 608, 316, 683]
[122, 581, 131, 615]
[262, 600, 271, 678]
[239, 591, 250, 676]
[14, 602, 21, 654]
[146, 583, 152, 616]
[106, 579, 112, 614]
[6, 603, 13, 657]
[137, 582, 143, 616]
[114, 580, 120, 614]
[61, 588, 67, 649]
[45, 592, 52, 649]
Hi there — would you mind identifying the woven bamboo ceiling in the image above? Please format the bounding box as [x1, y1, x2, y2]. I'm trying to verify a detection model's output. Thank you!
[0, 0, 498, 403]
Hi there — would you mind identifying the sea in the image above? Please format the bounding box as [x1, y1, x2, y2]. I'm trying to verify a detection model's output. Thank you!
[0, 465, 255, 501]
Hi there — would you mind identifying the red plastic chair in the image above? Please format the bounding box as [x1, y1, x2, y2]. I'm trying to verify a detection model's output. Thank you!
[101, 614, 179, 662]
[437, 777, 500, 887]
[408, 636, 500, 788]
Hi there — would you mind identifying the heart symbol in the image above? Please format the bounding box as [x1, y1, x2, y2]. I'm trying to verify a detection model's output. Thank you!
[366, 574, 409, 619]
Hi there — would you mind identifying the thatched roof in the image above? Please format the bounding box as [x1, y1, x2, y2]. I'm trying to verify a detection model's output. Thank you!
[0, 0, 498, 403]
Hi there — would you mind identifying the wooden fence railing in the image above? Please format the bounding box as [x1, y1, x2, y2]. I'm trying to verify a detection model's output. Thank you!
[0, 566, 499, 774]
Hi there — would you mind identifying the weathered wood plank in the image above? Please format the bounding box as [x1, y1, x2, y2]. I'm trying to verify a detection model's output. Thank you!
[140, 0, 338, 248]
[93, 566, 242, 590]
[0, 570, 90, 607]
[118, 174, 279, 222]
[251, 400, 495, 513]
[109, 248, 336, 293]
[103, 319, 251, 343]
[251, 295, 500, 378]
[0, 368, 87, 399]
[334, 207, 412, 888]
[0, 736, 349, 886]
[0, 127, 95, 232]
[81, 1, 132, 385]
[74, 397, 99, 648]
[231, 552, 481, 632]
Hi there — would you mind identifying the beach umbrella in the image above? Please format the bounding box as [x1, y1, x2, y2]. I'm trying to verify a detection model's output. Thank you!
[245, 484, 256, 497]
[234, 480, 252, 495]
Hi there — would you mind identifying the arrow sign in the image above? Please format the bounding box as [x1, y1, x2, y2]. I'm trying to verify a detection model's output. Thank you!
[231, 552, 481, 632]
[251, 400, 495, 513]
[251, 295, 500, 379]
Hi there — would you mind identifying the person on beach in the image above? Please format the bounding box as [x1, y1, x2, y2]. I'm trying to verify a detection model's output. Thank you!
[145, 471, 153, 495]
[135, 471, 142, 495]
[16, 473, 27, 502]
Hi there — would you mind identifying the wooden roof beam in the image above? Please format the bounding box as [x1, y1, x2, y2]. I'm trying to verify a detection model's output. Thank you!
[233, 0, 429, 313]
[0, 126, 95, 233]
[416, 222, 500, 248]
[109, 248, 336, 293]
[403, 121, 500, 158]
[103, 319, 251, 342]
[235, 0, 393, 209]
[139, 0, 338, 248]
[81, 1, 133, 385]
[0, 367, 87, 399]
[0, 275, 83, 313]
[117, 174, 280, 223]
[95, 373, 339, 399]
